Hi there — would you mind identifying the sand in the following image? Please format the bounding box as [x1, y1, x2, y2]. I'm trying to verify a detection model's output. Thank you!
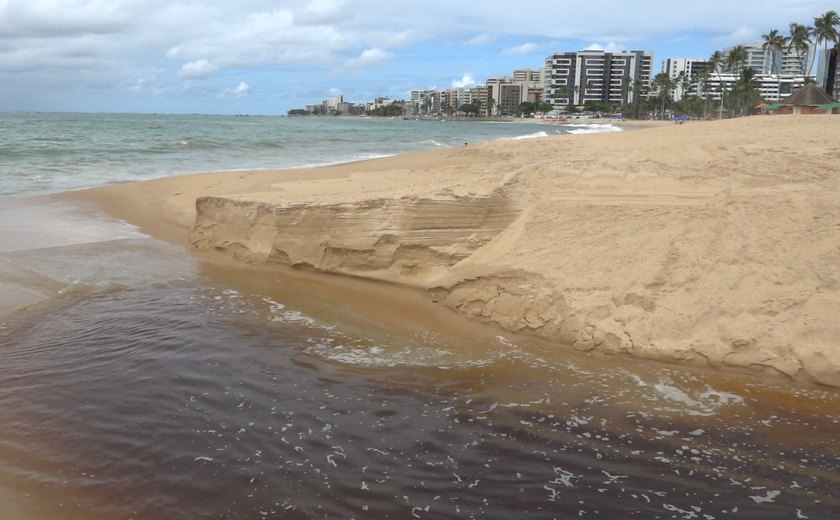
[62, 116, 840, 386]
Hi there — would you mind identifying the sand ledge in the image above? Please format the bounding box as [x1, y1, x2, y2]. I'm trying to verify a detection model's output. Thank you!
[66, 116, 840, 387]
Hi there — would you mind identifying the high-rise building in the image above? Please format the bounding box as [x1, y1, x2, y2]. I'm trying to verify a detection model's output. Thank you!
[661, 58, 711, 101]
[483, 68, 546, 115]
[544, 50, 653, 110]
[816, 49, 840, 98]
[723, 42, 815, 75]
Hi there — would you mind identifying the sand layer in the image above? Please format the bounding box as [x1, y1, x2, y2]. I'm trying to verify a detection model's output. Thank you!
[66, 116, 840, 386]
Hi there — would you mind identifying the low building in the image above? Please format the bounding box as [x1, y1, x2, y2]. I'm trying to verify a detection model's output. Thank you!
[777, 83, 835, 115]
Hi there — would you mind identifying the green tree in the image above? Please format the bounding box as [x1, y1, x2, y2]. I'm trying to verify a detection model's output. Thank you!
[762, 29, 787, 74]
[732, 67, 762, 116]
[813, 11, 840, 56]
[369, 102, 403, 117]
[726, 45, 749, 76]
[651, 72, 676, 119]
[519, 101, 536, 116]
[458, 102, 479, 116]
[693, 68, 712, 119]
[708, 50, 727, 119]
[788, 22, 813, 76]
[628, 79, 647, 119]
[485, 98, 496, 117]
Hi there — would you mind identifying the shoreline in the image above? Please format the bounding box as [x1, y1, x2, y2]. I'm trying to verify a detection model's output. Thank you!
[58, 116, 840, 386]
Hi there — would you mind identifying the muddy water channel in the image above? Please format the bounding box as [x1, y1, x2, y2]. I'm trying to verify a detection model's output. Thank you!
[0, 217, 837, 519]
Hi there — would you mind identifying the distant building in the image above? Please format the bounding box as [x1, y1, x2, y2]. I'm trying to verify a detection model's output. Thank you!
[544, 50, 653, 110]
[409, 90, 442, 116]
[661, 58, 710, 101]
[722, 42, 815, 75]
[691, 73, 808, 102]
[815, 49, 840, 99]
[484, 68, 546, 115]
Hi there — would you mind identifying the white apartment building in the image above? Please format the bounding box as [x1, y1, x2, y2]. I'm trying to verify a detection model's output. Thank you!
[544, 50, 653, 109]
[723, 42, 815, 75]
[661, 58, 711, 101]
[692, 73, 807, 102]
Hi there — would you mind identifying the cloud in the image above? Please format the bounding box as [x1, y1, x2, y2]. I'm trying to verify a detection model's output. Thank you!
[451, 73, 476, 89]
[467, 33, 495, 45]
[712, 27, 759, 45]
[177, 58, 218, 79]
[346, 47, 392, 68]
[583, 42, 626, 53]
[221, 81, 249, 98]
[296, 0, 346, 25]
[502, 42, 541, 55]
[2, 0, 840, 114]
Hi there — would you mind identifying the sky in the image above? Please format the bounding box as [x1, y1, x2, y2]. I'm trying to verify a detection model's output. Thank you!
[0, 0, 837, 115]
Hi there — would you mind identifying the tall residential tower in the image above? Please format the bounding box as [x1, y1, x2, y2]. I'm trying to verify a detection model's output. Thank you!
[544, 50, 653, 110]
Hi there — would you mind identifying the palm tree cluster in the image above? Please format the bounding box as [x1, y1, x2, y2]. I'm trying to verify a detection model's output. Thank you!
[646, 10, 840, 120]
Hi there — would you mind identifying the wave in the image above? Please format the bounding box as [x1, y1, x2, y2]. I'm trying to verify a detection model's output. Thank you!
[505, 131, 550, 140]
[564, 124, 622, 135]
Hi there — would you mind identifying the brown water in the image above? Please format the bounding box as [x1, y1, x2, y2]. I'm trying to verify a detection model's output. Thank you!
[0, 199, 839, 519]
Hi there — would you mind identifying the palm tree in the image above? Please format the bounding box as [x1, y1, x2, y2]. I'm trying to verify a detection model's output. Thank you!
[762, 29, 787, 74]
[708, 50, 727, 119]
[812, 11, 840, 91]
[726, 45, 749, 76]
[652, 73, 675, 119]
[732, 67, 761, 116]
[694, 68, 712, 119]
[629, 79, 646, 119]
[789, 22, 813, 76]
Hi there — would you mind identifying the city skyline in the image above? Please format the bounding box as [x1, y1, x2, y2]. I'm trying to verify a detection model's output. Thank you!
[1, 0, 838, 115]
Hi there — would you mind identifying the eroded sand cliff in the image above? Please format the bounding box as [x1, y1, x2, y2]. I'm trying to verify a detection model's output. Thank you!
[70, 117, 840, 385]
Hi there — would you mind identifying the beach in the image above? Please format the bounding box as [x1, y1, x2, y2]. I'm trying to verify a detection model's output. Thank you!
[1, 114, 838, 518]
[64, 115, 840, 386]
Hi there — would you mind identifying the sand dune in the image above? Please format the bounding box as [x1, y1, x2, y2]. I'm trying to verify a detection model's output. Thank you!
[66, 116, 840, 386]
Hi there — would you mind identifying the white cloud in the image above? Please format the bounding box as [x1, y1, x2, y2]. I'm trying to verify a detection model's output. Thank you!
[297, 0, 346, 24]
[177, 58, 218, 79]
[502, 42, 541, 55]
[221, 81, 249, 98]
[451, 73, 476, 89]
[583, 42, 626, 53]
[346, 47, 392, 68]
[712, 27, 759, 45]
[467, 33, 495, 45]
[2, 0, 839, 113]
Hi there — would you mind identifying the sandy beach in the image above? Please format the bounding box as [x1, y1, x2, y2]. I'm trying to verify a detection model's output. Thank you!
[63, 116, 840, 386]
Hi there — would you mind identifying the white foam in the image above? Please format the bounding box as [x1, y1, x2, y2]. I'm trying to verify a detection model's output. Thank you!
[0, 198, 147, 254]
[565, 124, 622, 135]
[652, 381, 744, 416]
[507, 131, 550, 140]
[750, 490, 781, 503]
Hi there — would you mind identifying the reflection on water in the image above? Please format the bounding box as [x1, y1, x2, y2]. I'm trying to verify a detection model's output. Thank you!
[0, 201, 839, 519]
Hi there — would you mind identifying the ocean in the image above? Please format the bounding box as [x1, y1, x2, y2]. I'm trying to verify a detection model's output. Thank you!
[0, 112, 838, 519]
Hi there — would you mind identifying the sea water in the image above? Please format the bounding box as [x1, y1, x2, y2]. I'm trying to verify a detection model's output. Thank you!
[0, 113, 838, 519]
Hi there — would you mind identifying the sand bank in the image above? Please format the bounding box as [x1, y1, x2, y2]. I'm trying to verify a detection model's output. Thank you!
[64, 116, 840, 386]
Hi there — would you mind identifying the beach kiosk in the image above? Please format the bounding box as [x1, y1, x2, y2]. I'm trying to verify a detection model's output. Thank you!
[777, 83, 835, 115]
